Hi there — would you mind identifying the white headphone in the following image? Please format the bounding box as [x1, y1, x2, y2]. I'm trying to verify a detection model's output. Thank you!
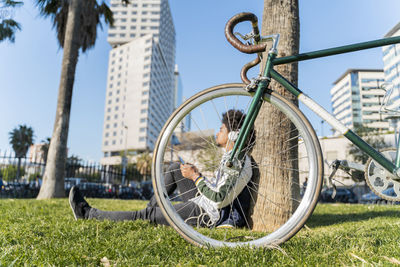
[228, 130, 239, 141]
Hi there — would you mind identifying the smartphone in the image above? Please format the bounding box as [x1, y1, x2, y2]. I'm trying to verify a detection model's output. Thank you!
[178, 156, 185, 164]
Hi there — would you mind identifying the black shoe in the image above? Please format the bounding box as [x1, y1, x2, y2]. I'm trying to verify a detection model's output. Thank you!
[69, 186, 91, 220]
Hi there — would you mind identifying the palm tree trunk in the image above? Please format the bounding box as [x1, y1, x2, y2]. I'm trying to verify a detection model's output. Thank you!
[250, 0, 300, 231]
[16, 158, 21, 181]
[37, 0, 83, 199]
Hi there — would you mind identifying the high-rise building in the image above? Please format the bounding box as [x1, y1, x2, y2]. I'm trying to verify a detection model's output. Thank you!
[330, 69, 386, 132]
[173, 65, 191, 133]
[101, 0, 176, 165]
[382, 23, 400, 114]
[383, 22, 400, 90]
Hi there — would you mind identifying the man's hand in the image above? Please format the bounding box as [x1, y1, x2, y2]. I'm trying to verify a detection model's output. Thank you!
[180, 163, 200, 181]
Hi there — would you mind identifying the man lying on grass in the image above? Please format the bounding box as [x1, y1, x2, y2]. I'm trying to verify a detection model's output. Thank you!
[69, 109, 256, 228]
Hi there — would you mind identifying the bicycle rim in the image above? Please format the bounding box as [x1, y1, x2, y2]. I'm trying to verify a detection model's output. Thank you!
[152, 83, 323, 248]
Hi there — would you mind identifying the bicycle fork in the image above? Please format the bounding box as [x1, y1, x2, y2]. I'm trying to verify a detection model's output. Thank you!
[228, 52, 276, 166]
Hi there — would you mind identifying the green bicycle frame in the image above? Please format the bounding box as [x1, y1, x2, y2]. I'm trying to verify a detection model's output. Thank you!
[230, 35, 400, 176]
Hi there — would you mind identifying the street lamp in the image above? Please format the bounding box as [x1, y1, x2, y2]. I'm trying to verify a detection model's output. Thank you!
[122, 124, 128, 186]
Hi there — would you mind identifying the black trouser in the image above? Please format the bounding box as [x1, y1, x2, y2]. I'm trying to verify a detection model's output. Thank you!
[88, 163, 202, 225]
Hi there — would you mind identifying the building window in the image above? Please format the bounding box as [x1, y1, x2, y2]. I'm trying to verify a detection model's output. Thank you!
[130, 34, 136, 38]
[141, 109, 147, 114]
[113, 131, 117, 136]
[114, 123, 118, 128]
[140, 118, 146, 123]
[139, 137, 145, 142]
[131, 18, 137, 22]
[104, 141, 108, 146]
[112, 140, 116, 145]
[106, 116, 110, 121]
[106, 124, 110, 129]
[141, 100, 147, 104]
[142, 91, 148, 95]
[107, 108, 111, 112]
[105, 133, 109, 137]
[115, 106, 119, 111]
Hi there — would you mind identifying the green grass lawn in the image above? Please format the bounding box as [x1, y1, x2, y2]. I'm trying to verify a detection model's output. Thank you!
[1, 199, 400, 266]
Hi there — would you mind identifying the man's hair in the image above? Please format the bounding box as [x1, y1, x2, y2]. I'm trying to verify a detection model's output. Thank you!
[222, 109, 256, 154]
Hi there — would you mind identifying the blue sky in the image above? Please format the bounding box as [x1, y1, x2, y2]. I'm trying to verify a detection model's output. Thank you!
[0, 0, 399, 161]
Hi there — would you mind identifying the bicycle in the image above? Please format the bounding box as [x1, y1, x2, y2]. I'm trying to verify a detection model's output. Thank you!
[151, 12, 400, 248]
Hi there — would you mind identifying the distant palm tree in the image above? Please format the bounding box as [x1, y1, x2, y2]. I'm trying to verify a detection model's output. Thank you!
[40, 137, 51, 164]
[0, 0, 23, 42]
[9, 124, 34, 180]
[36, 0, 128, 199]
[136, 152, 152, 181]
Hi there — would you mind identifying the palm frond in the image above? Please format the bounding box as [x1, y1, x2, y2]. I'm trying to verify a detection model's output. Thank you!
[0, 19, 21, 42]
[2, 0, 23, 8]
[34, 0, 124, 50]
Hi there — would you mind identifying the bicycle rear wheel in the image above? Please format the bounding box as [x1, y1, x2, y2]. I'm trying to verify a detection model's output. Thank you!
[152, 83, 323, 247]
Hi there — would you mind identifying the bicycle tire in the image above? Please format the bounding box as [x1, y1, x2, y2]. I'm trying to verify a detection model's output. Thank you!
[152, 83, 323, 248]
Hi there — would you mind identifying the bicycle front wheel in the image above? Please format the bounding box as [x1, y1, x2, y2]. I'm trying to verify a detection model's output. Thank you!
[152, 83, 323, 248]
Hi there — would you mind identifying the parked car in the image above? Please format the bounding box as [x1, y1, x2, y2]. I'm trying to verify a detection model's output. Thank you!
[139, 181, 153, 200]
[360, 188, 399, 205]
[320, 187, 358, 203]
[359, 191, 381, 204]
[78, 182, 105, 198]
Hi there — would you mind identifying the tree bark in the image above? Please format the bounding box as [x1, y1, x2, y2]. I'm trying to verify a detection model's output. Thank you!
[16, 158, 21, 181]
[250, 0, 300, 231]
[37, 0, 82, 199]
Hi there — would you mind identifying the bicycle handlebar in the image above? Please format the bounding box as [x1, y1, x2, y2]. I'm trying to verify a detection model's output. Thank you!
[224, 12, 267, 54]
